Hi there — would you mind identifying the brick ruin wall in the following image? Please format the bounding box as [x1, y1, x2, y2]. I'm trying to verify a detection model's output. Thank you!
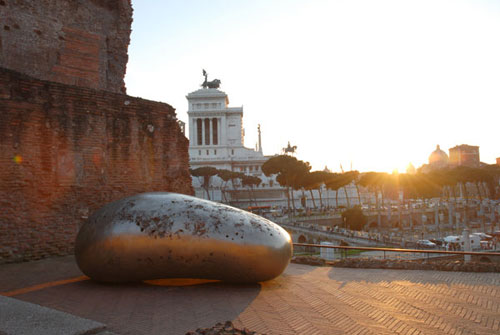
[0, 68, 193, 263]
[0, 0, 132, 93]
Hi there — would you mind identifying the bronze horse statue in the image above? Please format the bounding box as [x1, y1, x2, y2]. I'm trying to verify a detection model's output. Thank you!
[201, 69, 221, 89]
[203, 78, 221, 89]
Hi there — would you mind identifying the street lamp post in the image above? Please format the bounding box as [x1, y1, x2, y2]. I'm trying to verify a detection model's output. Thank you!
[434, 204, 440, 238]
[421, 214, 427, 240]
[439, 212, 444, 238]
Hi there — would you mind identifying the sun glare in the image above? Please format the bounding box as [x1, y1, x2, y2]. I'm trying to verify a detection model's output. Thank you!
[127, 1, 500, 172]
[13, 155, 23, 164]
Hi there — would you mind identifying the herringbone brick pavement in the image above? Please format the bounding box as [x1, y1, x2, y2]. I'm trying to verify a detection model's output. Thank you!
[1, 256, 499, 334]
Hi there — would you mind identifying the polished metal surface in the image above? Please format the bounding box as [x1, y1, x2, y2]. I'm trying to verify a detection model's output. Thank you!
[75, 192, 292, 283]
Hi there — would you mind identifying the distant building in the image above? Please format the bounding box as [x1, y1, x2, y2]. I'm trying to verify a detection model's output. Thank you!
[420, 144, 482, 173]
[186, 86, 268, 174]
[419, 144, 449, 173]
[449, 144, 480, 168]
[496, 157, 500, 166]
[428, 145, 449, 169]
[185, 78, 361, 208]
[406, 163, 416, 174]
[186, 83, 288, 206]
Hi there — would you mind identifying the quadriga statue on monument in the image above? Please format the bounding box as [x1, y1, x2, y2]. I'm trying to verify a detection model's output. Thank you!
[201, 69, 221, 89]
[75, 192, 292, 283]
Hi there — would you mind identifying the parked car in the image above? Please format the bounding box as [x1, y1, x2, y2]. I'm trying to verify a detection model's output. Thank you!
[429, 238, 444, 247]
[471, 232, 492, 241]
[491, 231, 500, 238]
[444, 234, 482, 251]
[416, 240, 436, 249]
[480, 240, 494, 250]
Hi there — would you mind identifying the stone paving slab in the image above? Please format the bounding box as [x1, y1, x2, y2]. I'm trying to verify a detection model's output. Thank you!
[0, 295, 108, 335]
[1, 256, 500, 334]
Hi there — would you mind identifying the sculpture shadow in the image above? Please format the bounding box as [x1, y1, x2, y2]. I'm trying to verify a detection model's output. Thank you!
[15, 278, 261, 335]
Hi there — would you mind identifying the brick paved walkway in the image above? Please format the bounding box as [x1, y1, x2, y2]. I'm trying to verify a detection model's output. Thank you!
[1, 256, 499, 334]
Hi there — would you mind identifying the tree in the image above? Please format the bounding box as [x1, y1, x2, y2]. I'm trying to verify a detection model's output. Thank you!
[315, 170, 332, 208]
[296, 172, 314, 208]
[338, 171, 360, 208]
[286, 159, 311, 213]
[341, 206, 367, 231]
[358, 172, 388, 227]
[217, 169, 235, 203]
[262, 155, 311, 214]
[241, 175, 262, 206]
[190, 166, 218, 200]
[349, 171, 362, 206]
[324, 173, 342, 208]
[339, 173, 352, 208]
[231, 171, 246, 190]
[262, 155, 295, 212]
[427, 168, 456, 201]
[298, 170, 329, 209]
[481, 164, 500, 199]
[359, 172, 388, 208]
[466, 167, 495, 201]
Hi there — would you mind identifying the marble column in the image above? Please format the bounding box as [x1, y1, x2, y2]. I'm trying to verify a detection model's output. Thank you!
[200, 119, 204, 146]
[218, 118, 221, 145]
[209, 118, 213, 145]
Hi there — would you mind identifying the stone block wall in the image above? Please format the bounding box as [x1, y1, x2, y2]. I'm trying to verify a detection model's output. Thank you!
[0, 0, 132, 93]
[0, 68, 193, 262]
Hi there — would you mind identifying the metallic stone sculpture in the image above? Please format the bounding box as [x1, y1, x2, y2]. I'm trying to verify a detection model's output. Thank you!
[75, 192, 292, 283]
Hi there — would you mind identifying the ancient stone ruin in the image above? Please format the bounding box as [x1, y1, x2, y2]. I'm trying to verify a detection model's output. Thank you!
[0, 0, 131, 93]
[0, 0, 193, 263]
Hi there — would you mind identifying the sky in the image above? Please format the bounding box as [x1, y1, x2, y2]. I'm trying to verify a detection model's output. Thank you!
[125, 0, 500, 174]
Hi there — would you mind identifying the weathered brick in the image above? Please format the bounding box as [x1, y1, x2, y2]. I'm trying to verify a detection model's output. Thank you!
[0, 68, 193, 263]
[0, 0, 132, 93]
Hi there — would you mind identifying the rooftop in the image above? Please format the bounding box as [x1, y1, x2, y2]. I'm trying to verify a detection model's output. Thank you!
[187, 88, 228, 100]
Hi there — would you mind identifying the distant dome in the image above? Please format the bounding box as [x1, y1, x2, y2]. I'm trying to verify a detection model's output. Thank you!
[428, 145, 449, 167]
[406, 162, 416, 174]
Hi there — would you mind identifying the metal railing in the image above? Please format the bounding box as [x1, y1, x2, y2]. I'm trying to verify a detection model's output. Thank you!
[293, 243, 500, 260]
